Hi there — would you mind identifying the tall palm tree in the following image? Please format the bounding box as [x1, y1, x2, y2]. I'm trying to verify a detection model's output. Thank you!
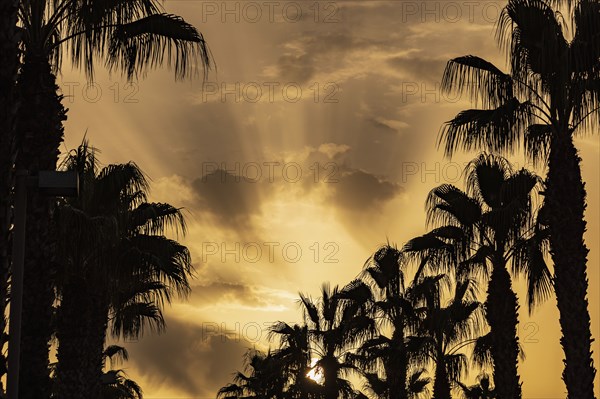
[300, 282, 376, 399]
[217, 349, 287, 399]
[438, 1, 599, 396]
[15, 2, 210, 396]
[0, 0, 19, 387]
[404, 153, 552, 399]
[409, 278, 483, 399]
[54, 142, 192, 399]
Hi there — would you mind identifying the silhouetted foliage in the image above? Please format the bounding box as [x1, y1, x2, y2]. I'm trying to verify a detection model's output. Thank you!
[440, 1, 599, 396]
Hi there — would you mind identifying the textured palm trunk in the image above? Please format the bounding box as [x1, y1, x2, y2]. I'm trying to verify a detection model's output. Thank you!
[322, 356, 338, 399]
[55, 276, 108, 399]
[387, 328, 408, 399]
[486, 256, 522, 399]
[0, 0, 19, 386]
[547, 131, 596, 399]
[432, 356, 450, 399]
[16, 51, 66, 399]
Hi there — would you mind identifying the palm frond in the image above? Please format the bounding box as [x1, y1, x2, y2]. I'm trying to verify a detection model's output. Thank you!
[439, 98, 533, 157]
[107, 13, 211, 80]
[110, 301, 165, 339]
[498, 0, 568, 89]
[128, 202, 187, 236]
[441, 55, 513, 109]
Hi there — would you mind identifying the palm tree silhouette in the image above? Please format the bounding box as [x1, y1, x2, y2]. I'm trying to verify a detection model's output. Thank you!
[54, 142, 192, 399]
[439, 1, 599, 396]
[218, 349, 287, 399]
[409, 277, 483, 399]
[269, 322, 323, 399]
[405, 153, 552, 399]
[348, 245, 433, 399]
[15, 2, 210, 395]
[100, 345, 143, 399]
[49, 344, 143, 399]
[457, 374, 496, 399]
[0, 0, 19, 382]
[299, 282, 376, 399]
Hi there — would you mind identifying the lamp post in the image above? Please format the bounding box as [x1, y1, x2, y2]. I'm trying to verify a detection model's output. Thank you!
[6, 170, 78, 399]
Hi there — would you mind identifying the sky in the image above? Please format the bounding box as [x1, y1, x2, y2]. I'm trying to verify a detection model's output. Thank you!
[58, 1, 599, 397]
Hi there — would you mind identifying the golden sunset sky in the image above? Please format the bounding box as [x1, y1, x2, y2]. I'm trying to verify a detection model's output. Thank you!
[58, 1, 599, 397]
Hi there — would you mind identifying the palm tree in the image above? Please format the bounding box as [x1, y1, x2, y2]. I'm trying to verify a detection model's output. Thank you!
[360, 366, 431, 399]
[404, 153, 552, 399]
[457, 374, 495, 399]
[349, 245, 434, 399]
[409, 278, 483, 399]
[50, 344, 143, 399]
[269, 322, 323, 399]
[406, 369, 431, 399]
[0, 0, 19, 387]
[299, 282, 376, 399]
[15, 2, 211, 396]
[54, 142, 192, 399]
[438, 1, 599, 396]
[101, 345, 143, 399]
[217, 349, 287, 399]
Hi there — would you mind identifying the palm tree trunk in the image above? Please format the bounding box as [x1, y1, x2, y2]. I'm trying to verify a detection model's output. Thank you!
[16, 51, 66, 399]
[55, 276, 108, 399]
[432, 356, 451, 399]
[0, 0, 19, 387]
[486, 257, 522, 399]
[322, 356, 338, 399]
[388, 329, 408, 399]
[547, 131, 596, 399]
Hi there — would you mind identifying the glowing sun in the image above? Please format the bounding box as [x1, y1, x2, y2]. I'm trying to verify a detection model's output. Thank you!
[306, 358, 324, 384]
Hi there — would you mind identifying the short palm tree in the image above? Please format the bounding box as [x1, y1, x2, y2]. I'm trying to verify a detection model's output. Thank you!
[438, 1, 599, 396]
[217, 349, 287, 399]
[54, 142, 192, 399]
[404, 153, 552, 399]
[15, 2, 210, 396]
[100, 345, 143, 399]
[269, 322, 323, 399]
[457, 374, 495, 399]
[349, 245, 435, 399]
[409, 278, 483, 399]
[300, 282, 376, 399]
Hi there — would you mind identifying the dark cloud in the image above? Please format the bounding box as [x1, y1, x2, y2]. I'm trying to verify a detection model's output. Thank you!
[331, 168, 402, 211]
[127, 317, 250, 398]
[277, 53, 316, 84]
[191, 169, 273, 232]
[275, 31, 375, 83]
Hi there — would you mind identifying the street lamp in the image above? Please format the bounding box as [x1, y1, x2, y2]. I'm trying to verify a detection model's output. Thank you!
[6, 170, 79, 399]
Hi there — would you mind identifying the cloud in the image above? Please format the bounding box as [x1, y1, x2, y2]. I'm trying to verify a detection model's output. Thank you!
[367, 117, 410, 134]
[188, 281, 295, 312]
[127, 317, 251, 398]
[330, 168, 402, 211]
[276, 53, 316, 84]
[318, 143, 351, 159]
[386, 55, 446, 82]
[190, 281, 270, 308]
[191, 169, 273, 232]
